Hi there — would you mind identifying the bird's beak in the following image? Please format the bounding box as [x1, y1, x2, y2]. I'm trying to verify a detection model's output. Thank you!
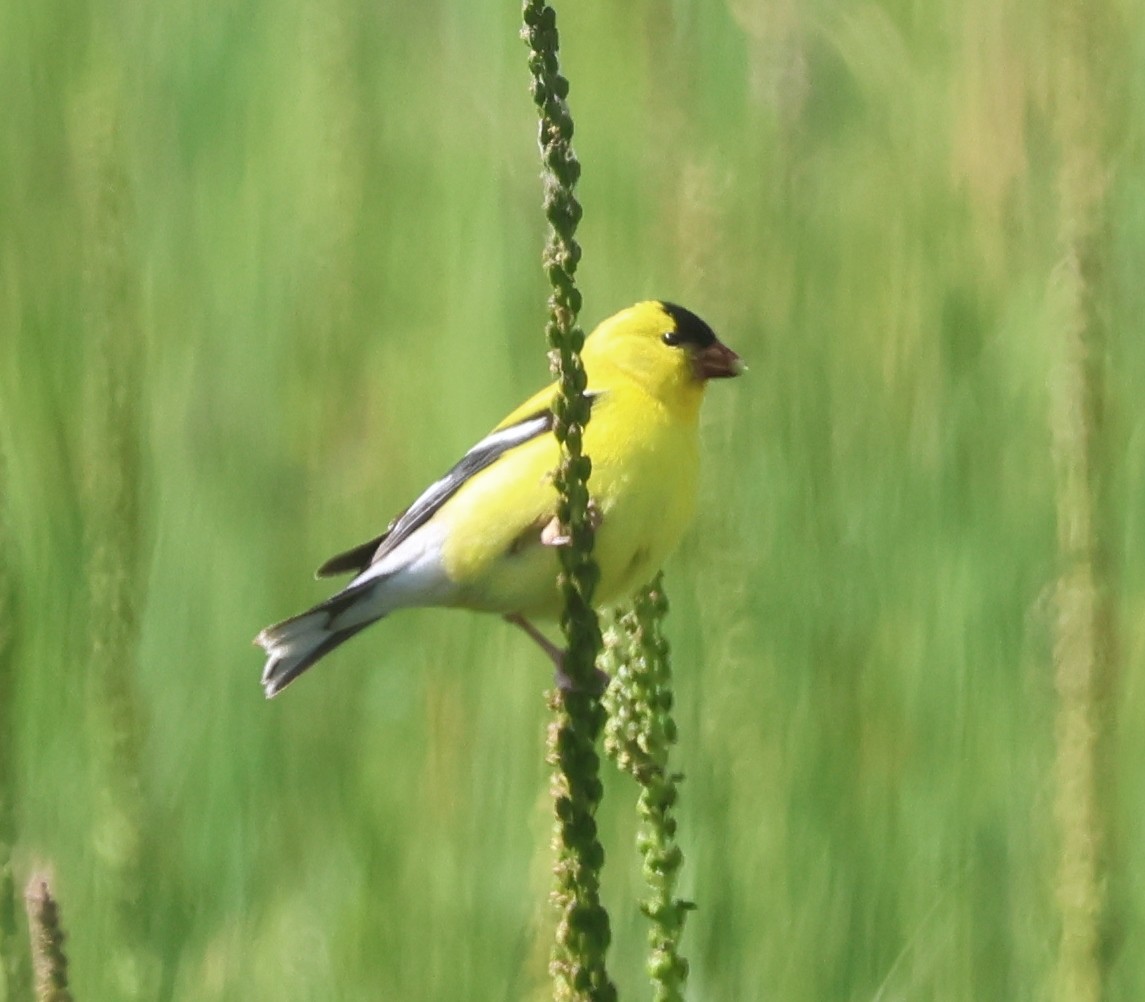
[691, 339, 744, 380]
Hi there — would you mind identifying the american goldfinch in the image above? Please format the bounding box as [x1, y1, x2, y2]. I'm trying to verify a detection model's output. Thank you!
[256, 301, 741, 697]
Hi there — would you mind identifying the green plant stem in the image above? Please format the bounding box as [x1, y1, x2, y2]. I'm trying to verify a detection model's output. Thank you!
[24, 877, 73, 1002]
[521, 3, 614, 999]
[73, 78, 154, 1001]
[1049, 1, 1119, 1000]
[0, 448, 31, 1002]
[604, 577, 693, 1001]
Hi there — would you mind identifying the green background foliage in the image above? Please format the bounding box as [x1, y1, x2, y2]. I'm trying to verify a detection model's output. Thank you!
[1, 0, 1143, 998]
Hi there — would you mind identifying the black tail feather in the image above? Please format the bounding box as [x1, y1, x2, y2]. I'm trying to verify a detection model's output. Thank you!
[256, 579, 387, 697]
[260, 622, 371, 697]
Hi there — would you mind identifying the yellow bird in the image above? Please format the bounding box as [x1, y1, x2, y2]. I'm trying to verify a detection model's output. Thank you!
[256, 301, 741, 696]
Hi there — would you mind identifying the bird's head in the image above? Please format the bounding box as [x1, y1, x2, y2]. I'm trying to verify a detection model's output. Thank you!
[582, 301, 742, 412]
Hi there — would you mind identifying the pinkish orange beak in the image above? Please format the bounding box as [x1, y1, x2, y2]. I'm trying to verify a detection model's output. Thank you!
[691, 339, 744, 380]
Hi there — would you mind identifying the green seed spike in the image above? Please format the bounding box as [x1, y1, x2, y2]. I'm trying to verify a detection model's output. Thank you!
[522, 2, 614, 1000]
[604, 577, 693, 1002]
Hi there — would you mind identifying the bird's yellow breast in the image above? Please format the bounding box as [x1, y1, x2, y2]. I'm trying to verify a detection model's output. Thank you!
[436, 385, 699, 618]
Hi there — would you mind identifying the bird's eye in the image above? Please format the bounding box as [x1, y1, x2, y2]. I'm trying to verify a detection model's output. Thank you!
[661, 331, 681, 347]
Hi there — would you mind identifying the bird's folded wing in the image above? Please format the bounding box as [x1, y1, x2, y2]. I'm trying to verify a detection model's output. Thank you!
[317, 387, 602, 578]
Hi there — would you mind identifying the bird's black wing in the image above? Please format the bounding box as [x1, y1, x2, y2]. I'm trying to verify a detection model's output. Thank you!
[317, 395, 600, 578]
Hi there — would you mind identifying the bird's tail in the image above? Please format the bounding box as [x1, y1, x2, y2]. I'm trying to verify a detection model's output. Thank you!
[255, 583, 383, 698]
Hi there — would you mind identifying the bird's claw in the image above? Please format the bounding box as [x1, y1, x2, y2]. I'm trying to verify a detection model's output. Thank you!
[504, 613, 609, 695]
[540, 499, 602, 548]
[554, 662, 611, 696]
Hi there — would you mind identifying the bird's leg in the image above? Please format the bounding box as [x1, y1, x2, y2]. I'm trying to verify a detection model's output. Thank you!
[504, 613, 565, 664]
[503, 613, 609, 694]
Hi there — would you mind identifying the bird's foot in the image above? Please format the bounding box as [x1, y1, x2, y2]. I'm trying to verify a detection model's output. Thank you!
[554, 662, 611, 696]
[539, 499, 602, 548]
[503, 613, 609, 694]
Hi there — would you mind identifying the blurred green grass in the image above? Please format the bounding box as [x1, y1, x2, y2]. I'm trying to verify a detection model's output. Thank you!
[1, 0, 1143, 999]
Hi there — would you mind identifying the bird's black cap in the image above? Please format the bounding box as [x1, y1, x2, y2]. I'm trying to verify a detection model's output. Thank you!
[659, 301, 717, 348]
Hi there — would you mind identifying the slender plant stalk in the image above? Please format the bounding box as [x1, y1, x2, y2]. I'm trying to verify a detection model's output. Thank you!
[24, 877, 73, 1002]
[72, 79, 155, 1000]
[1049, 2, 1118, 1000]
[521, 3, 614, 999]
[296, 0, 362, 446]
[0, 448, 32, 1000]
[603, 577, 693, 1001]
